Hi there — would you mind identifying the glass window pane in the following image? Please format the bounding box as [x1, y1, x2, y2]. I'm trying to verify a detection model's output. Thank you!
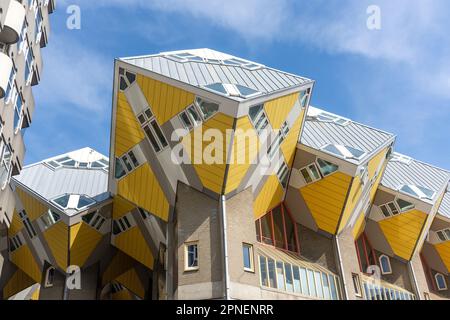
[314, 271, 323, 299]
[317, 158, 338, 177]
[151, 120, 168, 148]
[260, 214, 273, 245]
[307, 269, 316, 297]
[196, 97, 219, 120]
[243, 245, 252, 270]
[272, 207, 285, 249]
[329, 275, 338, 300]
[380, 205, 391, 218]
[308, 164, 321, 180]
[259, 256, 268, 287]
[144, 126, 161, 152]
[300, 268, 309, 296]
[115, 158, 126, 179]
[322, 273, 331, 300]
[292, 266, 301, 294]
[267, 258, 277, 289]
[284, 263, 294, 292]
[249, 105, 263, 122]
[276, 261, 285, 291]
[396, 198, 414, 212]
[300, 168, 312, 183]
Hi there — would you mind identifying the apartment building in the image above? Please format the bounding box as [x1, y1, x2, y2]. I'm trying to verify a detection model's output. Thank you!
[1, 48, 449, 300]
[0, 0, 55, 277]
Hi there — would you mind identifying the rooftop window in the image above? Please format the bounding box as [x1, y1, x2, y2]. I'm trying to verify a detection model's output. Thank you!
[46, 156, 109, 171]
[398, 184, 435, 201]
[204, 83, 260, 98]
[165, 53, 263, 70]
[52, 194, 96, 211]
[390, 153, 413, 165]
[321, 144, 366, 161]
[308, 110, 350, 126]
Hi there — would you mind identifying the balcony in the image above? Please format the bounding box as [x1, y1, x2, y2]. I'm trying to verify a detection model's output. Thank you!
[0, 51, 13, 99]
[0, 0, 26, 44]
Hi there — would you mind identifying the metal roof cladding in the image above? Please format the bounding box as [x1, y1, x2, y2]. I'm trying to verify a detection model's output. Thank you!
[120, 48, 313, 101]
[12, 147, 109, 204]
[301, 106, 396, 164]
[381, 153, 450, 203]
[438, 189, 450, 219]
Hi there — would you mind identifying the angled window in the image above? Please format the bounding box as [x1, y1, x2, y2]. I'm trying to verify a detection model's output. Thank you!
[185, 242, 199, 271]
[399, 184, 435, 201]
[19, 210, 37, 238]
[322, 144, 365, 161]
[395, 198, 415, 212]
[195, 97, 219, 120]
[299, 88, 311, 109]
[5, 67, 16, 103]
[379, 255, 392, 275]
[40, 210, 61, 230]
[83, 211, 106, 230]
[44, 266, 55, 288]
[118, 69, 136, 92]
[24, 44, 34, 84]
[115, 150, 143, 179]
[0, 142, 13, 189]
[249, 104, 269, 136]
[112, 215, 133, 236]
[17, 20, 27, 53]
[316, 158, 338, 177]
[9, 234, 24, 253]
[242, 243, 254, 272]
[352, 273, 362, 297]
[179, 105, 202, 130]
[436, 228, 450, 242]
[300, 163, 321, 184]
[114, 158, 126, 179]
[435, 273, 447, 291]
[276, 161, 290, 189]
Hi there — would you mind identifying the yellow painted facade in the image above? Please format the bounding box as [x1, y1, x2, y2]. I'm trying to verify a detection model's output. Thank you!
[69, 223, 103, 267]
[118, 163, 169, 221]
[115, 92, 145, 158]
[10, 245, 41, 283]
[113, 196, 135, 219]
[281, 110, 305, 168]
[136, 74, 195, 125]
[253, 175, 285, 220]
[114, 226, 154, 269]
[264, 92, 299, 130]
[102, 251, 136, 286]
[182, 112, 234, 194]
[434, 241, 450, 272]
[224, 116, 259, 194]
[2, 269, 35, 299]
[352, 210, 366, 240]
[9, 210, 23, 237]
[116, 267, 145, 299]
[15, 188, 47, 221]
[43, 221, 69, 270]
[300, 172, 352, 234]
[379, 209, 427, 260]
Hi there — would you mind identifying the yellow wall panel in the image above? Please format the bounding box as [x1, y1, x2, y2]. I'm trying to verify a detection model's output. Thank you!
[434, 241, 450, 272]
[116, 267, 145, 299]
[137, 74, 195, 125]
[281, 110, 305, 168]
[379, 209, 427, 260]
[70, 223, 103, 267]
[113, 196, 135, 219]
[112, 288, 133, 300]
[114, 226, 154, 269]
[264, 92, 299, 129]
[9, 210, 23, 237]
[16, 188, 48, 221]
[43, 222, 69, 270]
[102, 251, 136, 286]
[182, 113, 235, 194]
[253, 175, 285, 220]
[300, 172, 352, 234]
[118, 163, 170, 221]
[352, 211, 366, 240]
[10, 245, 41, 283]
[225, 116, 259, 194]
[115, 92, 145, 157]
[3, 269, 36, 299]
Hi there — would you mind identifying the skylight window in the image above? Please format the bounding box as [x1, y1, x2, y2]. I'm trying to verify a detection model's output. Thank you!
[391, 153, 413, 165]
[204, 83, 260, 98]
[321, 144, 366, 161]
[398, 184, 435, 201]
[52, 194, 96, 211]
[46, 156, 109, 171]
[309, 111, 350, 126]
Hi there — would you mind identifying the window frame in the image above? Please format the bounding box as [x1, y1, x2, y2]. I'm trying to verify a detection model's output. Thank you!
[316, 158, 339, 178]
[379, 197, 415, 218]
[276, 160, 290, 189]
[44, 266, 55, 288]
[435, 273, 447, 291]
[299, 162, 321, 185]
[242, 243, 255, 273]
[248, 104, 269, 136]
[352, 273, 363, 297]
[184, 241, 199, 272]
[379, 254, 393, 275]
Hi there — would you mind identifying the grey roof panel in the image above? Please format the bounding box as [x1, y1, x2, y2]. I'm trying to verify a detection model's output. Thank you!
[439, 191, 450, 219]
[381, 158, 450, 198]
[120, 49, 313, 100]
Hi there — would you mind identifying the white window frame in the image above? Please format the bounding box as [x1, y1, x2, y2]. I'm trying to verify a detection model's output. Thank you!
[436, 229, 450, 242]
[299, 88, 311, 110]
[399, 184, 435, 201]
[276, 160, 289, 189]
[19, 210, 37, 239]
[17, 21, 28, 53]
[4, 67, 16, 104]
[9, 233, 24, 252]
[13, 92, 24, 134]
[435, 273, 447, 291]
[118, 69, 137, 92]
[352, 273, 363, 297]
[321, 144, 366, 161]
[249, 104, 269, 136]
[34, 7, 43, 44]
[84, 210, 106, 231]
[44, 266, 55, 288]
[194, 97, 219, 121]
[268, 122, 290, 160]
[184, 241, 199, 271]
[136, 107, 168, 154]
[316, 158, 339, 178]
[115, 149, 143, 179]
[112, 214, 134, 236]
[379, 255, 392, 275]
[0, 141, 13, 190]
[299, 163, 321, 185]
[24, 42, 35, 85]
[379, 197, 415, 218]
[39, 209, 61, 231]
[242, 243, 254, 273]
[178, 104, 203, 131]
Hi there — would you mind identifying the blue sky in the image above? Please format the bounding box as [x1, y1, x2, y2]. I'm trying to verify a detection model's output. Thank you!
[28, 0, 450, 170]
